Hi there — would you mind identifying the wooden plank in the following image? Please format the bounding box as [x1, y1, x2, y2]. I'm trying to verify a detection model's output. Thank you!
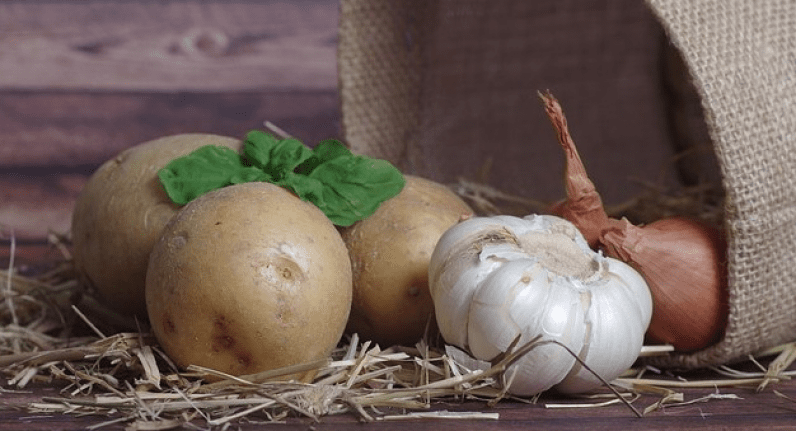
[0, 242, 67, 275]
[0, 1, 338, 91]
[0, 90, 341, 241]
[0, 90, 341, 168]
[0, 170, 82, 242]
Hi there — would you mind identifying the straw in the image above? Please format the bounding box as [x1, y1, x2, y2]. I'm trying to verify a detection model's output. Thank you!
[2, 175, 793, 429]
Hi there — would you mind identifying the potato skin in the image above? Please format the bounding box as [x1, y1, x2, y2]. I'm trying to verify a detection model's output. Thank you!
[341, 175, 473, 347]
[146, 182, 352, 377]
[71, 133, 242, 318]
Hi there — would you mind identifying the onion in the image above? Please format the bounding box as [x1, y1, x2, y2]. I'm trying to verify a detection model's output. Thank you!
[540, 91, 729, 352]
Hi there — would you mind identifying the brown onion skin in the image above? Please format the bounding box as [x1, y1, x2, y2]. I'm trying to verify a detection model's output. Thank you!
[600, 217, 729, 352]
[540, 91, 729, 352]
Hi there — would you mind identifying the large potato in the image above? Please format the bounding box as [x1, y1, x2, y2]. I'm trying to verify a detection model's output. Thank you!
[341, 175, 473, 347]
[146, 182, 352, 377]
[71, 133, 243, 318]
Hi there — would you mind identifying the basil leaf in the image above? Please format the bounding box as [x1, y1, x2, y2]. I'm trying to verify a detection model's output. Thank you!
[158, 145, 267, 205]
[294, 139, 352, 175]
[278, 172, 326, 208]
[244, 130, 313, 180]
[305, 155, 405, 226]
[158, 131, 405, 226]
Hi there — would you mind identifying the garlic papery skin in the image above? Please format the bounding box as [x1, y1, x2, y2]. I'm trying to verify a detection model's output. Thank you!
[429, 214, 653, 396]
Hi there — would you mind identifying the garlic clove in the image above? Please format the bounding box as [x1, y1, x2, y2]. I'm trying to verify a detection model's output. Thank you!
[429, 216, 529, 348]
[555, 257, 652, 393]
[428, 260, 481, 348]
[468, 258, 587, 395]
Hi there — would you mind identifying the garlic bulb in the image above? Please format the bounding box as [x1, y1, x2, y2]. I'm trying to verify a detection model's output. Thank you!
[429, 214, 652, 396]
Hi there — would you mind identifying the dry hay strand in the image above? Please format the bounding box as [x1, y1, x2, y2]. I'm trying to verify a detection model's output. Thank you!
[3, 269, 794, 431]
[0, 191, 792, 429]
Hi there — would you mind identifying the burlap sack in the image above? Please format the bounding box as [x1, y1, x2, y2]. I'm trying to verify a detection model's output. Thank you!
[338, 0, 688, 205]
[644, 0, 796, 368]
[338, 0, 796, 368]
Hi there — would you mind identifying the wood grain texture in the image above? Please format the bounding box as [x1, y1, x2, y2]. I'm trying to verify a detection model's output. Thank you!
[0, 0, 342, 241]
[0, 171, 83, 241]
[0, 90, 341, 240]
[0, 1, 338, 91]
[0, 90, 341, 167]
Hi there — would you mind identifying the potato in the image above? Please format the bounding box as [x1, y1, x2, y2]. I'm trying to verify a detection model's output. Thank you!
[341, 175, 473, 347]
[71, 133, 243, 318]
[145, 182, 352, 377]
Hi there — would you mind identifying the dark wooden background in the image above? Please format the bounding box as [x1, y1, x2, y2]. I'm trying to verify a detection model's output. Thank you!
[0, 0, 722, 254]
[1, 0, 341, 259]
[1, 1, 793, 430]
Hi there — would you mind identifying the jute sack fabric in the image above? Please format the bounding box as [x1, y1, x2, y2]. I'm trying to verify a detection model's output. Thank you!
[338, 0, 796, 368]
[337, 0, 680, 205]
[643, 0, 796, 368]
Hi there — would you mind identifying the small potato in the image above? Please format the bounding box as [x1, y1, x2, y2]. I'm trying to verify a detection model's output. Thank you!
[146, 182, 352, 377]
[71, 134, 242, 317]
[341, 175, 473, 347]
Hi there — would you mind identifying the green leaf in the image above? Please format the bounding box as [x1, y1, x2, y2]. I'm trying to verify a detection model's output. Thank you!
[294, 139, 352, 175]
[243, 130, 313, 180]
[303, 155, 405, 226]
[158, 145, 268, 205]
[158, 131, 405, 226]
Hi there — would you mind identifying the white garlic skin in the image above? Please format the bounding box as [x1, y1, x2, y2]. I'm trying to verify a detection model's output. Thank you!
[429, 214, 652, 396]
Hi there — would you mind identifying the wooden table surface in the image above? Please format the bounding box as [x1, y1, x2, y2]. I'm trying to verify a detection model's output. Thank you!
[0, 387, 793, 431]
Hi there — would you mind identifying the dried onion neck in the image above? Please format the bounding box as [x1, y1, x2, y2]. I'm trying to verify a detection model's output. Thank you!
[540, 91, 728, 352]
